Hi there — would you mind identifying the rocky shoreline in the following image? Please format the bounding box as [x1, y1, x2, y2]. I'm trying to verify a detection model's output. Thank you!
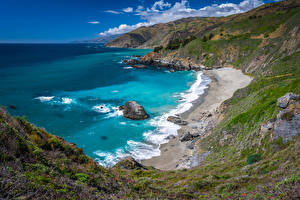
[124, 52, 214, 71]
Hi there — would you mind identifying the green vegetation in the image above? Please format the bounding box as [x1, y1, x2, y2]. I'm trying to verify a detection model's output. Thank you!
[154, 45, 163, 52]
[247, 154, 262, 165]
[1, 0, 300, 199]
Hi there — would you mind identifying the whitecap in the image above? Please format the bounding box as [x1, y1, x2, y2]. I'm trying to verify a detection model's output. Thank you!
[123, 66, 133, 69]
[62, 97, 73, 104]
[106, 106, 123, 118]
[93, 105, 111, 113]
[94, 149, 126, 167]
[131, 72, 210, 159]
[96, 71, 211, 167]
[126, 140, 160, 160]
[34, 96, 55, 102]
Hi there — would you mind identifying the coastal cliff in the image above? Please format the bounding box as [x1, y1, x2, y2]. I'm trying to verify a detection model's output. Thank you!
[1, 0, 300, 199]
[108, 0, 300, 73]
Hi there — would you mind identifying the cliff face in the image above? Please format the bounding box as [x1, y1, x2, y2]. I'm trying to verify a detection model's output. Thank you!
[108, 0, 300, 74]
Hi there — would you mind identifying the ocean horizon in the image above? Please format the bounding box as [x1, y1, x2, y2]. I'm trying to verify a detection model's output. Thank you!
[0, 43, 210, 166]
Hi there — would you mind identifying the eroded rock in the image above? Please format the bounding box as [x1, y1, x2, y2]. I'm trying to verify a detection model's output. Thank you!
[277, 93, 298, 108]
[274, 100, 300, 143]
[122, 101, 149, 120]
[273, 94, 300, 143]
[180, 132, 194, 142]
[167, 116, 188, 125]
[115, 157, 145, 170]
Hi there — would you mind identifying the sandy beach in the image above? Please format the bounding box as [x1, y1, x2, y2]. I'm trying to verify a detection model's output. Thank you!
[141, 67, 253, 170]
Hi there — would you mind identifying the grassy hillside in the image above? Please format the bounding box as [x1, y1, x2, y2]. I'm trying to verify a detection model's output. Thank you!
[1, 0, 300, 199]
[1, 51, 299, 199]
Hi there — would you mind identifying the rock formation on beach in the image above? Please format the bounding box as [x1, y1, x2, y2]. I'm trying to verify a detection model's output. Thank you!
[122, 101, 149, 120]
[167, 116, 188, 125]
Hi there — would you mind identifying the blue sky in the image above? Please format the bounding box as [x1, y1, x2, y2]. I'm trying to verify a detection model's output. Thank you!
[0, 0, 278, 43]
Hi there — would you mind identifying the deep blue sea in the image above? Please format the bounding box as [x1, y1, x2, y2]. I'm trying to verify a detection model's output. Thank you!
[0, 43, 210, 166]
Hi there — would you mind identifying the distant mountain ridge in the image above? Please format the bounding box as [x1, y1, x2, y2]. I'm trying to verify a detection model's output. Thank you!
[106, 0, 300, 50]
[73, 34, 121, 44]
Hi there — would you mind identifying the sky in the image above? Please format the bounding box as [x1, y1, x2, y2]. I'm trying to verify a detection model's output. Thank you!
[0, 0, 279, 43]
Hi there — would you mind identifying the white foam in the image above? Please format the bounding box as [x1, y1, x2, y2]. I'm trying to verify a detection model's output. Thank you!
[112, 90, 119, 93]
[126, 140, 160, 160]
[120, 122, 126, 125]
[93, 105, 111, 113]
[123, 66, 133, 69]
[94, 149, 126, 166]
[106, 106, 123, 118]
[62, 97, 73, 104]
[34, 96, 55, 102]
[128, 72, 210, 160]
[94, 72, 211, 167]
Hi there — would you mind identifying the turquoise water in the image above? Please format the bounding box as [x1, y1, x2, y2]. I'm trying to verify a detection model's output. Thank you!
[0, 44, 210, 166]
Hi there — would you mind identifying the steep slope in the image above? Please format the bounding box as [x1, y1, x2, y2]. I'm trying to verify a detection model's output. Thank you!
[0, 108, 135, 199]
[1, 52, 299, 199]
[1, 1, 300, 199]
[108, 0, 300, 73]
[107, 0, 300, 50]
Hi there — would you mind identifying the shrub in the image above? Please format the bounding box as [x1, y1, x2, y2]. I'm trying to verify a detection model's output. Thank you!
[166, 39, 181, 50]
[194, 180, 213, 190]
[247, 154, 262, 165]
[183, 35, 197, 46]
[75, 173, 90, 183]
[154, 46, 163, 52]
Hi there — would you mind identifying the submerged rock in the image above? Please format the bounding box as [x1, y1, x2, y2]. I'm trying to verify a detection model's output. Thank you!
[9, 105, 17, 110]
[277, 93, 298, 108]
[167, 116, 188, 125]
[122, 101, 149, 120]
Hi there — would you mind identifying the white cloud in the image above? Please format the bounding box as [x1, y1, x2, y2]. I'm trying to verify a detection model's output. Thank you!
[100, 0, 264, 36]
[100, 22, 150, 36]
[123, 7, 134, 13]
[151, 0, 171, 11]
[88, 21, 100, 24]
[105, 10, 122, 14]
[136, 5, 144, 12]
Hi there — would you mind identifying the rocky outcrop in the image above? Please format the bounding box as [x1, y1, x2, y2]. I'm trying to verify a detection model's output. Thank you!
[123, 52, 206, 71]
[122, 101, 149, 120]
[114, 157, 146, 170]
[132, 65, 147, 69]
[273, 93, 300, 143]
[277, 93, 298, 108]
[167, 116, 188, 125]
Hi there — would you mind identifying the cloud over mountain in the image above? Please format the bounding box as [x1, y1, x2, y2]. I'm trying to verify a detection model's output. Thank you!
[100, 0, 264, 36]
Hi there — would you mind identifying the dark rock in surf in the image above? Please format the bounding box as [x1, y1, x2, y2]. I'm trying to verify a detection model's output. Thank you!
[122, 101, 149, 120]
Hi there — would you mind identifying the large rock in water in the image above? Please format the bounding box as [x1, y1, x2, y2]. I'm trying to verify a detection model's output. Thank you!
[123, 101, 149, 120]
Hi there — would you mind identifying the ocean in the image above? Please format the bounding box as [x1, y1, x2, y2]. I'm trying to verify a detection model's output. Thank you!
[0, 43, 210, 166]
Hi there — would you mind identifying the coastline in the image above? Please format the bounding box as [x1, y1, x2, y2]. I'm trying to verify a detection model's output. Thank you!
[141, 67, 253, 170]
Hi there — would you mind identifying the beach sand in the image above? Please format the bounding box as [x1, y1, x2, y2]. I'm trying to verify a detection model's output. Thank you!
[141, 67, 253, 170]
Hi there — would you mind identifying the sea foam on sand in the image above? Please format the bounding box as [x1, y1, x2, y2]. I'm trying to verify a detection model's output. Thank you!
[95, 72, 211, 167]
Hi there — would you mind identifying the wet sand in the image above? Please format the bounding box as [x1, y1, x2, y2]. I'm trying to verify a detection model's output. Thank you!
[141, 68, 253, 170]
